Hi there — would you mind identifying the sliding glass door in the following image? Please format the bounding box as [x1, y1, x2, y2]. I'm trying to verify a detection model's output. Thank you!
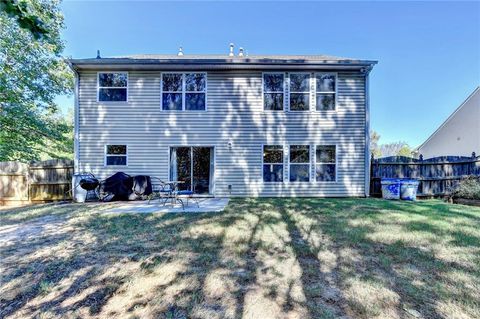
[172, 147, 192, 191]
[170, 147, 214, 194]
[192, 147, 212, 194]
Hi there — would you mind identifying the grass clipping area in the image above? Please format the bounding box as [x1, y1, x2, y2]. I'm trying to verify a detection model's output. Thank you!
[1, 198, 479, 319]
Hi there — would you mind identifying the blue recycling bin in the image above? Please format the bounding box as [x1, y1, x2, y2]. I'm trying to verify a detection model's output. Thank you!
[400, 179, 420, 201]
[381, 178, 401, 200]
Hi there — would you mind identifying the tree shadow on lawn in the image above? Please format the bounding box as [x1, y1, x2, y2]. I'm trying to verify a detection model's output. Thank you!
[276, 200, 350, 318]
[275, 198, 480, 319]
[391, 200, 480, 223]
[1, 229, 126, 317]
[2, 204, 252, 318]
[142, 199, 288, 318]
[0, 208, 183, 318]
[0, 203, 74, 226]
[1, 198, 479, 318]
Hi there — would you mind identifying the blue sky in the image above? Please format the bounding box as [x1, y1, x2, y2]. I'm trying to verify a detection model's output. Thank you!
[57, 0, 480, 147]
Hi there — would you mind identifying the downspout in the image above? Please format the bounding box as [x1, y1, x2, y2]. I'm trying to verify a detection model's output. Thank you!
[363, 66, 373, 197]
[72, 66, 80, 173]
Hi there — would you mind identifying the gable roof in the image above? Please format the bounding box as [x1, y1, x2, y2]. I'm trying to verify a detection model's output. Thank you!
[112, 53, 367, 61]
[69, 53, 377, 71]
[416, 86, 480, 151]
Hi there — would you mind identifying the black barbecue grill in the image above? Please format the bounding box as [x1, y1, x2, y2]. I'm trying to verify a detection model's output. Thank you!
[79, 177, 99, 191]
[74, 172, 100, 201]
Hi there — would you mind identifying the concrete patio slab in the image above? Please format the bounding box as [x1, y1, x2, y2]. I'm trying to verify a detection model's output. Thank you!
[102, 197, 229, 214]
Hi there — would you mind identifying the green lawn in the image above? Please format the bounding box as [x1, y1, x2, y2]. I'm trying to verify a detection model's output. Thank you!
[1, 198, 479, 319]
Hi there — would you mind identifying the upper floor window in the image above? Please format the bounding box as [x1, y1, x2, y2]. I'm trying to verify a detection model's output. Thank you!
[289, 145, 310, 182]
[98, 73, 127, 102]
[162, 73, 206, 111]
[316, 73, 336, 110]
[105, 145, 127, 166]
[263, 145, 284, 182]
[263, 73, 284, 111]
[316, 145, 336, 181]
[289, 73, 310, 111]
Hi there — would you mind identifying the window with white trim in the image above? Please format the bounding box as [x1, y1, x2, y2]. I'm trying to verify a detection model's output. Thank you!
[105, 145, 127, 166]
[289, 145, 310, 182]
[162, 73, 206, 111]
[289, 73, 310, 111]
[263, 145, 284, 182]
[316, 73, 336, 110]
[316, 145, 336, 181]
[263, 73, 284, 111]
[162, 73, 182, 110]
[98, 73, 127, 102]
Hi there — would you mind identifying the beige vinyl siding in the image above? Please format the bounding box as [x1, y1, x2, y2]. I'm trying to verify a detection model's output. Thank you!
[77, 70, 366, 197]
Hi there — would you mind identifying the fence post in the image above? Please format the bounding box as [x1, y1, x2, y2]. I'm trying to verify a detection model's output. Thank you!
[26, 164, 30, 202]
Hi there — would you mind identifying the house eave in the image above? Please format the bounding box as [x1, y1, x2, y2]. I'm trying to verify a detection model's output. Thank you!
[69, 58, 377, 71]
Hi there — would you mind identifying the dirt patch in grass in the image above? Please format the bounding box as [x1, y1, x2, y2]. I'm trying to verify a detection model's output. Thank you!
[1, 198, 479, 318]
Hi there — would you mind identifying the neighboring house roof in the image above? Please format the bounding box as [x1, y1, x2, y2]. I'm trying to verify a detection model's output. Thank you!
[416, 86, 480, 152]
[68, 53, 377, 71]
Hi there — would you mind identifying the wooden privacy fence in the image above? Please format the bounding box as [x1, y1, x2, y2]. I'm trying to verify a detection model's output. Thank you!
[0, 159, 74, 205]
[370, 154, 480, 197]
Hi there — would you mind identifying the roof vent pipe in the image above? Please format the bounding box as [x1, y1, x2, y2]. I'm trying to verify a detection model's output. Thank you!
[229, 43, 234, 57]
[96, 50, 101, 59]
[238, 47, 244, 57]
[178, 47, 184, 56]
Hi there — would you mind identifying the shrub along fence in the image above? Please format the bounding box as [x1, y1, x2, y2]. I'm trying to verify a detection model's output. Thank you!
[0, 159, 74, 205]
[370, 153, 480, 198]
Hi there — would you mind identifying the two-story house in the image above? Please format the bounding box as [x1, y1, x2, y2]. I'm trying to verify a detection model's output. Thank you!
[69, 49, 376, 197]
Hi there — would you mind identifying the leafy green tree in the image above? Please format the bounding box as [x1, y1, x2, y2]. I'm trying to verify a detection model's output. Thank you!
[397, 144, 413, 157]
[370, 130, 413, 158]
[380, 142, 413, 157]
[37, 109, 74, 161]
[370, 130, 381, 158]
[0, 0, 73, 161]
[0, 0, 50, 39]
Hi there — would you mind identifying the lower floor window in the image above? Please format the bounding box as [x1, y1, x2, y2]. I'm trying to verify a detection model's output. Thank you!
[289, 145, 310, 182]
[316, 145, 336, 181]
[105, 145, 127, 166]
[263, 145, 284, 182]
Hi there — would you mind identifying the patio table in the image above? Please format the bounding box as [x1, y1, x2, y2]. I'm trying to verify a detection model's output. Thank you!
[163, 181, 185, 207]
[148, 181, 199, 210]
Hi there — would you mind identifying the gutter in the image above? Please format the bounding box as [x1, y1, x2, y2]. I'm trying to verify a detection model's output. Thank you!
[69, 58, 378, 71]
[69, 57, 378, 65]
[363, 65, 374, 197]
